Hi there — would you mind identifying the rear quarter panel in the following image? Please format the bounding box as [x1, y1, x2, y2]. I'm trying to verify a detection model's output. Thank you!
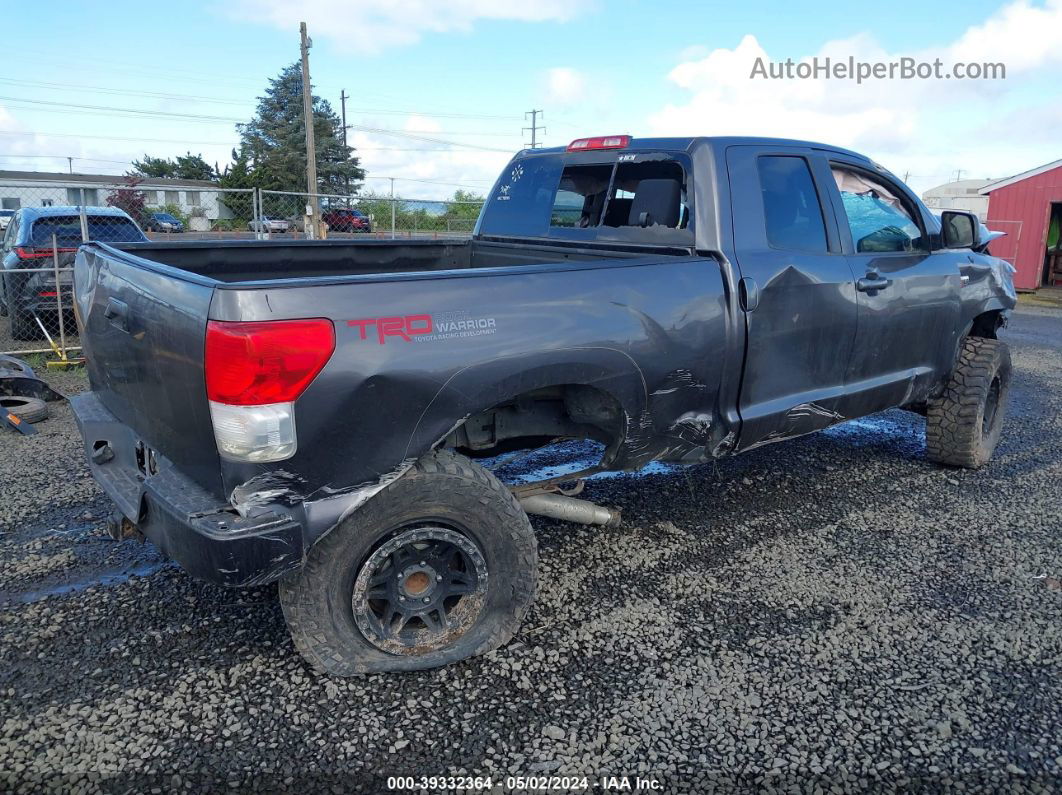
[210, 258, 733, 534]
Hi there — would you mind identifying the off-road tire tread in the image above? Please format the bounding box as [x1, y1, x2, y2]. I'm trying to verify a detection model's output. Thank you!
[279, 449, 536, 676]
[926, 337, 1010, 468]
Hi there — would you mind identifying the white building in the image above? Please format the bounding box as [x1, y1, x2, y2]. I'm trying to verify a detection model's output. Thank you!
[921, 178, 993, 220]
[0, 170, 235, 221]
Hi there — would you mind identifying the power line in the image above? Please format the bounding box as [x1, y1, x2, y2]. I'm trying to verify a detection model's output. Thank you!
[0, 94, 243, 122]
[347, 125, 513, 152]
[0, 77, 253, 107]
[0, 154, 132, 165]
[0, 129, 496, 153]
[0, 77, 524, 122]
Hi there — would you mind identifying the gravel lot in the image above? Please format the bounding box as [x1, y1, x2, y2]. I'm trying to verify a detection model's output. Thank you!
[1, 307, 1060, 793]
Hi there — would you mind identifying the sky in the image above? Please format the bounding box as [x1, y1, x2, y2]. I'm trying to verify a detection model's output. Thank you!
[2, 0, 1060, 200]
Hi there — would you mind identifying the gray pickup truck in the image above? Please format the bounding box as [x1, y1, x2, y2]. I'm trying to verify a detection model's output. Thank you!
[71, 135, 1016, 675]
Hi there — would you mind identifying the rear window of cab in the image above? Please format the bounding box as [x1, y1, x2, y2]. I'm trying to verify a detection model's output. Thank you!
[478, 152, 693, 246]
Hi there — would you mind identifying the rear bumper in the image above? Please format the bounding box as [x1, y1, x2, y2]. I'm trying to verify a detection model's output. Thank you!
[71, 391, 305, 587]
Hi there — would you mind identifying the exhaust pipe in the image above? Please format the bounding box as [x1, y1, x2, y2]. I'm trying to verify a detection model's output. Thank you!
[518, 493, 621, 526]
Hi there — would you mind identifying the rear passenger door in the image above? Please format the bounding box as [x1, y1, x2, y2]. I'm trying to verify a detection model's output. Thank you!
[824, 161, 962, 416]
[726, 146, 858, 451]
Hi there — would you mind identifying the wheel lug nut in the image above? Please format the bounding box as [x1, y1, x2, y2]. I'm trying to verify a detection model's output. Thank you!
[422, 597, 430, 603]
[399, 596, 405, 601]
[419, 561, 425, 566]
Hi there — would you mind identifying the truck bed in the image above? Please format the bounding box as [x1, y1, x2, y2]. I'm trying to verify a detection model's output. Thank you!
[115, 238, 690, 283]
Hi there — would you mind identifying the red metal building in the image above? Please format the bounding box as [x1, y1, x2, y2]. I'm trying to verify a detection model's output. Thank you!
[981, 158, 1062, 291]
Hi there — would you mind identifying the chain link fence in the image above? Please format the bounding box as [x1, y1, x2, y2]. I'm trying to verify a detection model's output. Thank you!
[256, 190, 483, 240]
[0, 183, 260, 356]
[0, 181, 483, 358]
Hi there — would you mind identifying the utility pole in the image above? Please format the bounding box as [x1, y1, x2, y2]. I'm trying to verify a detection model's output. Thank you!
[523, 109, 545, 149]
[299, 22, 320, 238]
[389, 177, 395, 239]
[340, 89, 350, 200]
[954, 169, 965, 182]
[67, 157, 73, 174]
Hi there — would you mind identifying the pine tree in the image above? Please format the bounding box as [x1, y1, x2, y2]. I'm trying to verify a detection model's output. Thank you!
[238, 63, 363, 194]
[131, 152, 217, 181]
[218, 147, 255, 221]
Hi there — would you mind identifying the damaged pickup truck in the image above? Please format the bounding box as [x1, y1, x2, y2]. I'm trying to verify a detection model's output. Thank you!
[71, 135, 1016, 675]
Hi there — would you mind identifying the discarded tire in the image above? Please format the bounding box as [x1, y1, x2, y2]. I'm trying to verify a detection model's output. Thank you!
[926, 337, 1011, 468]
[279, 449, 537, 676]
[0, 395, 48, 424]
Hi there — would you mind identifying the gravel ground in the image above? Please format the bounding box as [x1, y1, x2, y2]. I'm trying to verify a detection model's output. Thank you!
[1, 308, 1060, 793]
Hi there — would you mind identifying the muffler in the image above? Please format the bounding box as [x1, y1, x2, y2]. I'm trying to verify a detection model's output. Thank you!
[518, 493, 621, 526]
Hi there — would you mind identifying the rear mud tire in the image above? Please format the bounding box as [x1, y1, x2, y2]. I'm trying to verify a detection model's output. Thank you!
[926, 337, 1011, 468]
[279, 449, 537, 676]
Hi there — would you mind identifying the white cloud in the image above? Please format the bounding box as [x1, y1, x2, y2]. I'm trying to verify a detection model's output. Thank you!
[543, 67, 588, 107]
[648, 0, 1062, 193]
[229, 0, 591, 55]
[350, 113, 509, 201]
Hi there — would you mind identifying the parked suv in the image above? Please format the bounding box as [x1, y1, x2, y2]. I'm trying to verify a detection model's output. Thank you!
[1, 206, 147, 339]
[0, 209, 13, 231]
[145, 212, 184, 233]
[322, 207, 372, 233]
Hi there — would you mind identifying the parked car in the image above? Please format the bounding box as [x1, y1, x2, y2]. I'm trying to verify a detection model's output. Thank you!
[145, 211, 184, 233]
[0, 209, 13, 231]
[2, 205, 146, 339]
[322, 207, 372, 233]
[248, 217, 290, 233]
[71, 135, 1015, 675]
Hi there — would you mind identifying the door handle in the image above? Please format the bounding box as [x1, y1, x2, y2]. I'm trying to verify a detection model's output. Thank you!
[856, 273, 893, 294]
[104, 297, 129, 332]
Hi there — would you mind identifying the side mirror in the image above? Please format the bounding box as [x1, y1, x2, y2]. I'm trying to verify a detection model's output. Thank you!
[941, 210, 980, 249]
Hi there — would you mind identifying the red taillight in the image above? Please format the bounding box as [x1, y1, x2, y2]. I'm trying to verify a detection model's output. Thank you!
[566, 135, 631, 152]
[16, 246, 77, 260]
[205, 319, 335, 405]
[39, 291, 58, 297]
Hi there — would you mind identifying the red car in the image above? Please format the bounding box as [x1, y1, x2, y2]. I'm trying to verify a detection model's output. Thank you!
[322, 208, 372, 233]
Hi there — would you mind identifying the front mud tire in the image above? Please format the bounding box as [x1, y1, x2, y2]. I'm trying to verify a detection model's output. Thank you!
[926, 337, 1011, 469]
[279, 450, 537, 676]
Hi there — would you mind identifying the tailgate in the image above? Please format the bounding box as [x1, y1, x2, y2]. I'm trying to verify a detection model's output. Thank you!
[74, 244, 223, 494]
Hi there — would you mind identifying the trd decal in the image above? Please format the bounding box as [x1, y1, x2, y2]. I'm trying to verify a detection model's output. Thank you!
[347, 314, 433, 344]
[346, 311, 498, 344]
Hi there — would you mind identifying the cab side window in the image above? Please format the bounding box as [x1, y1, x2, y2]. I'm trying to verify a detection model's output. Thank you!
[757, 156, 828, 253]
[832, 167, 925, 253]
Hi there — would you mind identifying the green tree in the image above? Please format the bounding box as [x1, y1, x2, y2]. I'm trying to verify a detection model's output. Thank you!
[217, 147, 256, 222]
[131, 152, 217, 181]
[130, 155, 176, 179]
[238, 63, 363, 194]
[439, 189, 484, 232]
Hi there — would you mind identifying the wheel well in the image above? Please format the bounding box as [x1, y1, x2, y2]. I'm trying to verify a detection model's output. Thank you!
[969, 309, 1004, 340]
[441, 384, 625, 459]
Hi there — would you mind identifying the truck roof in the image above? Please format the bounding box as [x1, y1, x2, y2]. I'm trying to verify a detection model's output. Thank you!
[521, 135, 873, 164]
